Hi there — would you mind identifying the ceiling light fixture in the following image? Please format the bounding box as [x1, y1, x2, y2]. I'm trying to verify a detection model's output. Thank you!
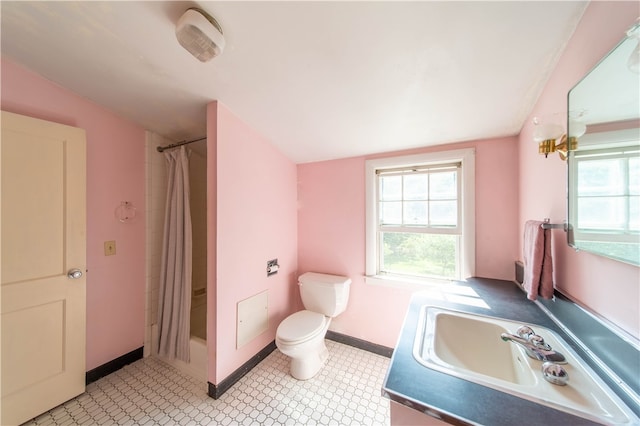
[176, 8, 225, 62]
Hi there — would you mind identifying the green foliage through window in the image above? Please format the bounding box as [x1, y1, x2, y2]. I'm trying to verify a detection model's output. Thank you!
[381, 232, 457, 278]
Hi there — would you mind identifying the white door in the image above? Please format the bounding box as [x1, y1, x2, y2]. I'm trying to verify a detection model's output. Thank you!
[1, 111, 87, 425]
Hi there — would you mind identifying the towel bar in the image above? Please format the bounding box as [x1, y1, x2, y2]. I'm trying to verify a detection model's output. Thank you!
[541, 218, 567, 231]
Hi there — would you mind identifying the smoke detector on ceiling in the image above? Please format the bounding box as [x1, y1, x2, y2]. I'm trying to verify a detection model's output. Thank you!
[176, 8, 225, 62]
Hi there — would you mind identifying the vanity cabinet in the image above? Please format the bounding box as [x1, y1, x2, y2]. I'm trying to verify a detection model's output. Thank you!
[390, 401, 449, 425]
[382, 277, 639, 426]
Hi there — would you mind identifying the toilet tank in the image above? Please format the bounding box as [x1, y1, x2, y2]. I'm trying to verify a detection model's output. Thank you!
[299, 272, 351, 317]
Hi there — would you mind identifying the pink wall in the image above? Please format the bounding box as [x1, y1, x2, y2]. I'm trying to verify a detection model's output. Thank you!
[208, 102, 299, 384]
[298, 136, 519, 348]
[3, 0, 637, 379]
[519, 2, 640, 339]
[1, 58, 147, 370]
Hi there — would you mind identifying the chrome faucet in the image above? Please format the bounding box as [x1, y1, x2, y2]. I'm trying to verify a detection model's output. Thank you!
[501, 326, 567, 364]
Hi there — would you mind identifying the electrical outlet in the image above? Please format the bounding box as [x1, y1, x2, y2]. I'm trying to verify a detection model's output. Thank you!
[104, 240, 116, 256]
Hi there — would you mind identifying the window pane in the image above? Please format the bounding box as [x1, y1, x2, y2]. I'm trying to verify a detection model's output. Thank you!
[430, 201, 457, 226]
[577, 159, 624, 196]
[380, 176, 402, 201]
[630, 196, 639, 231]
[403, 201, 427, 225]
[380, 201, 402, 225]
[381, 232, 457, 279]
[630, 157, 639, 196]
[430, 171, 457, 200]
[577, 197, 625, 230]
[404, 174, 428, 200]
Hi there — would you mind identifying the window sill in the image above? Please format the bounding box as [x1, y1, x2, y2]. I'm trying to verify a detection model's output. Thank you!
[365, 274, 453, 291]
[366, 275, 491, 309]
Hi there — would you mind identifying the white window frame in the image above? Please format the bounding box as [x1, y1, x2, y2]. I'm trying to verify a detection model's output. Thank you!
[569, 135, 639, 243]
[365, 149, 475, 286]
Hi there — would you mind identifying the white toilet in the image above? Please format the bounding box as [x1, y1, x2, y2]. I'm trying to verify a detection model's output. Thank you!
[276, 272, 351, 380]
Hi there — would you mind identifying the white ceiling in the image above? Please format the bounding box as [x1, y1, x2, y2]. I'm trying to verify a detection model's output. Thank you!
[1, 1, 587, 164]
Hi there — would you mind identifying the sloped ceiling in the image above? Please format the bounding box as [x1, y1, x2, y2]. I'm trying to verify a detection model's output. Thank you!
[1, 1, 587, 163]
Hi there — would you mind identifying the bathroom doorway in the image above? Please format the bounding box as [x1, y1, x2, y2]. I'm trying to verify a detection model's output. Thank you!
[1, 111, 87, 425]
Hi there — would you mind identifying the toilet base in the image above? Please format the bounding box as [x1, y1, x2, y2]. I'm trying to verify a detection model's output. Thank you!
[289, 341, 329, 380]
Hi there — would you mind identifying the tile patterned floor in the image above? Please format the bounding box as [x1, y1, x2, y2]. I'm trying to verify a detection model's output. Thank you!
[25, 340, 391, 425]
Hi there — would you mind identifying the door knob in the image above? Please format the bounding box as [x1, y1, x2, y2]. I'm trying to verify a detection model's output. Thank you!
[67, 269, 83, 279]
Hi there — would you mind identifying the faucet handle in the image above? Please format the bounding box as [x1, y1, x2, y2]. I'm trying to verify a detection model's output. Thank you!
[516, 326, 553, 351]
[516, 325, 535, 339]
[529, 334, 552, 351]
[542, 362, 569, 386]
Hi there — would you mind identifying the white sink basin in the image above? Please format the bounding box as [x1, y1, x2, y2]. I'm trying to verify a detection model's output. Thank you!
[413, 306, 639, 424]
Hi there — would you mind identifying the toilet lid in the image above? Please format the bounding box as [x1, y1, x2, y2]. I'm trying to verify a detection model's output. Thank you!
[277, 310, 326, 343]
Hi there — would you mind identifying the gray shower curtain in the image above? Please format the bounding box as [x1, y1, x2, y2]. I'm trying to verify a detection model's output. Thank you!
[157, 146, 192, 362]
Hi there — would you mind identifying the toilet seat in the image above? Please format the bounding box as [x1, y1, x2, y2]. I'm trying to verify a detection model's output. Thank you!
[276, 310, 326, 344]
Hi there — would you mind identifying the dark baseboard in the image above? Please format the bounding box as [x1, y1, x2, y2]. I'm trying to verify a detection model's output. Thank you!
[326, 330, 394, 358]
[208, 341, 277, 400]
[85, 347, 144, 385]
[207, 332, 393, 399]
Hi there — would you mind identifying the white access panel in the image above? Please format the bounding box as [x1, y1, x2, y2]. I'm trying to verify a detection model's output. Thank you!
[237, 290, 269, 348]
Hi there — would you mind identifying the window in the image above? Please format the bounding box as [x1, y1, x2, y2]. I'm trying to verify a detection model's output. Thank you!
[366, 149, 475, 284]
[570, 145, 639, 249]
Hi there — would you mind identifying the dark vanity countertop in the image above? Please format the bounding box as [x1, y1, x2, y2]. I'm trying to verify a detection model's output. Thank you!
[382, 277, 631, 426]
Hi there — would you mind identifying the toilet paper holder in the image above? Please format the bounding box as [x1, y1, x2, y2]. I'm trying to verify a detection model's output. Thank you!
[267, 259, 279, 276]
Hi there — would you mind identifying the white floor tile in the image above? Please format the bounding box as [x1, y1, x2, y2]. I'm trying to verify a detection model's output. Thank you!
[25, 340, 390, 425]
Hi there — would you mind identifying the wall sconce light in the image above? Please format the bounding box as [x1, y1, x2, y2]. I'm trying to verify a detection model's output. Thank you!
[533, 111, 586, 160]
[627, 19, 640, 74]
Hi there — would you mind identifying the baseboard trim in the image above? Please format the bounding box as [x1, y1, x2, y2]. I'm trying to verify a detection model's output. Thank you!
[326, 330, 394, 358]
[207, 332, 393, 399]
[85, 347, 144, 385]
[208, 341, 277, 400]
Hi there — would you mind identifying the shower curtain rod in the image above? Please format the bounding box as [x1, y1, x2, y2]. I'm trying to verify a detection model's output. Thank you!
[156, 136, 207, 153]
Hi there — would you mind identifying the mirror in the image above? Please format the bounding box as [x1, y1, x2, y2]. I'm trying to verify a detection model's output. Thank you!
[567, 29, 640, 266]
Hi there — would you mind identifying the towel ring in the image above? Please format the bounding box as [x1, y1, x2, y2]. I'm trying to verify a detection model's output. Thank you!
[115, 201, 137, 223]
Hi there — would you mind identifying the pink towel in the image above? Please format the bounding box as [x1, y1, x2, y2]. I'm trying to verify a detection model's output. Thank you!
[522, 220, 554, 300]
